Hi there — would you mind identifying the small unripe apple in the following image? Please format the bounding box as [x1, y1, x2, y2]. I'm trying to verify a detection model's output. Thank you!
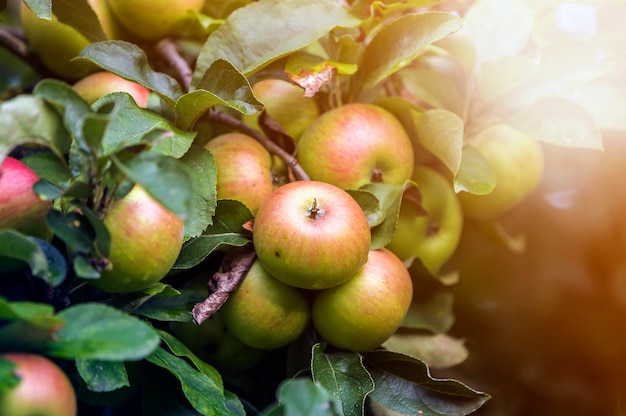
[311, 249, 413, 352]
[297, 103, 414, 189]
[221, 259, 311, 350]
[242, 79, 320, 140]
[106, 0, 204, 41]
[90, 185, 185, 293]
[459, 123, 544, 220]
[253, 180, 371, 290]
[204, 133, 275, 214]
[72, 71, 151, 107]
[386, 165, 463, 275]
[0, 353, 77, 416]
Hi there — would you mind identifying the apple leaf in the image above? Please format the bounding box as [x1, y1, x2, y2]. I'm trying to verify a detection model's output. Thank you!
[173, 199, 253, 270]
[396, 66, 464, 114]
[383, 332, 468, 370]
[363, 350, 490, 415]
[0, 297, 62, 328]
[353, 12, 463, 94]
[52, 0, 107, 42]
[47, 303, 160, 361]
[261, 377, 342, 416]
[402, 290, 455, 333]
[0, 358, 19, 394]
[477, 54, 538, 103]
[22, 151, 72, 188]
[22, 0, 51, 19]
[133, 289, 204, 323]
[311, 344, 375, 416]
[76, 359, 129, 393]
[146, 346, 237, 416]
[453, 145, 496, 195]
[72, 201, 111, 258]
[192, 0, 360, 82]
[46, 210, 95, 254]
[0, 299, 65, 353]
[77, 41, 184, 105]
[285, 51, 357, 97]
[412, 109, 464, 176]
[0, 230, 67, 287]
[105, 282, 182, 314]
[347, 189, 385, 228]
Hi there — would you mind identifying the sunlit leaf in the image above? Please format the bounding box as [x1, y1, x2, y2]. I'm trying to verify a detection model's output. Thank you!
[383, 332, 468, 369]
[261, 377, 341, 416]
[477, 54, 537, 103]
[23, 0, 51, 19]
[453, 146, 495, 195]
[401, 290, 455, 333]
[412, 109, 464, 175]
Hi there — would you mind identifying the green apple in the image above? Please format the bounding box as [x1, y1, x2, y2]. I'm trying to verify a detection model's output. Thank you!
[220, 259, 311, 350]
[0, 353, 76, 416]
[253, 180, 371, 290]
[106, 0, 204, 41]
[459, 123, 544, 220]
[90, 185, 185, 293]
[311, 249, 413, 352]
[73, 71, 151, 107]
[386, 165, 464, 275]
[204, 133, 276, 215]
[297, 103, 414, 189]
[242, 79, 320, 140]
[87, 0, 133, 40]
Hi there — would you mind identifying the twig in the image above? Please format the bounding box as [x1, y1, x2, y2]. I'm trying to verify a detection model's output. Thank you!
[0, 27, 51, 77]
[156, 37, 192, 92]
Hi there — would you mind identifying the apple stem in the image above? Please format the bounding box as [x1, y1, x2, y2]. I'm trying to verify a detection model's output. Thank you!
[156, 38, 192, 92]
[307, 198, 324, 220]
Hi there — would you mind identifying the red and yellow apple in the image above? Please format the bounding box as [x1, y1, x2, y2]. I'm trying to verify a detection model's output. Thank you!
[72, 71, 151, 107]
[253, 180, 371, 290]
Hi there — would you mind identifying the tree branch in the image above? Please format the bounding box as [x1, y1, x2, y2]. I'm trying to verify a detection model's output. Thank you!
[155, 37, 193, 92]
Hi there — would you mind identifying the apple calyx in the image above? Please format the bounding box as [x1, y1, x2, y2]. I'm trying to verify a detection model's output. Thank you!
[370, 167, 384, 183]
[306, 198, 324, 220]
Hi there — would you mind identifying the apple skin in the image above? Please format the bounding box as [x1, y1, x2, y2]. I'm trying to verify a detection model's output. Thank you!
[90, 185, 185, 293]
[0, 353, 77, 416]
[242, 79, 320, 140]
[253, 180, 371, 290]
[204, 133, 275, 215]
[297, 103, 414, 190]
[386, 165, 464, 275]
[220, 259, 311, 350]
[72, 71, 150, 107]
[459, 123, 544, 220]
[311, 249, 413, 352]
[106, 0, 204, 40]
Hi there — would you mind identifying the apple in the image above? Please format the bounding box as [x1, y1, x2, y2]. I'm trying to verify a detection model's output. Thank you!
[241, 79, 320, 140]
[0, 353, 77, 416]
[253, 180, 371, 290]
[106, 0, 204, 41]
[385, 165, 464, 275]
[311, 249, 413, 352]
[87, 0, 133, 40]
[297, 103, 414, 190]
[72, 71, 151, 107]
[20, 2, 97, 80]
[220, 259, 311, 350]
[204, 133, 276, 215]
[459, 123, 544, 220]
[90, 185, 185, 293]
[0, 156, 52, 240]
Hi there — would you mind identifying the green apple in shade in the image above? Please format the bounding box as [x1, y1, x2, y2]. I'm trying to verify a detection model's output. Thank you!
[90, 185, 185, 293]
[0, 354, 77, 416]
[297, 103, 414, 190]
[459, 123, 544, 220]
[253, 180, 371, 290]
[220, 259, 311, 350]
[386, 165, 464, 275]
[204, 133, 276, 215]
[242, 78, 320, 140]
[72, 71, 151, 107]
[106, 0, 204, 40]
[311, 249, 413, 352]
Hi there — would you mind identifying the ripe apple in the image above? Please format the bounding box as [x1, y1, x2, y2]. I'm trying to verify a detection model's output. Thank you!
[0, 353, 77, 416]
[253, 180, 371, 290]
[72, 71, 151, 107]
[220, 259, 311, 350]
[20, 2, 98, 80]
[106, 0, 204, 41]
[459, 123, 544, 220]
[90, 185, 185, 293]
[311, 249, 413, 352]
[386, 165, 464, 275]
[204, 133, 276, 214]
[297, 103, 414, 189]
[241, 79, 320, 140]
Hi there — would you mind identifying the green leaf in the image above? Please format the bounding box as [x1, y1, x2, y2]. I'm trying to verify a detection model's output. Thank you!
[401, 290, 455, 333]
[95, 93, 195, 158]
[383, 332, 468, 370]
[73, 255, 101, 279]
[192, 0, 360, 81]
[311, 344, 375, 416]
[46, 210, 95, 254]
[104, 282, 181, 314]
[173, 199, 253, 270]
[52, 0, 107, 42]
[22, 0, 51, 19]
[133, 289, 204, 323]
[73, 202, 111, 257]
[21, 150, 72, 188]
[453, 146, 495, 195]
[396, 66, 463, 114]
[0, 358, 20, 394]
[0, 298, 65, 352]
[0, 297, 61, 327]
[262, 377, 342, 416]
[77, 41, 183, 105]
[0, 230, 66, 287]
[364, 351, 490, 415]
[76, 359, 129, 393]
[179, 146, 218, 240]
[146, 346, 235, 416]
[347, 189, 385, 228]
[412, 109, 464, 175]
[47, 303, 160, 361]
[354, 12, 463, 93]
